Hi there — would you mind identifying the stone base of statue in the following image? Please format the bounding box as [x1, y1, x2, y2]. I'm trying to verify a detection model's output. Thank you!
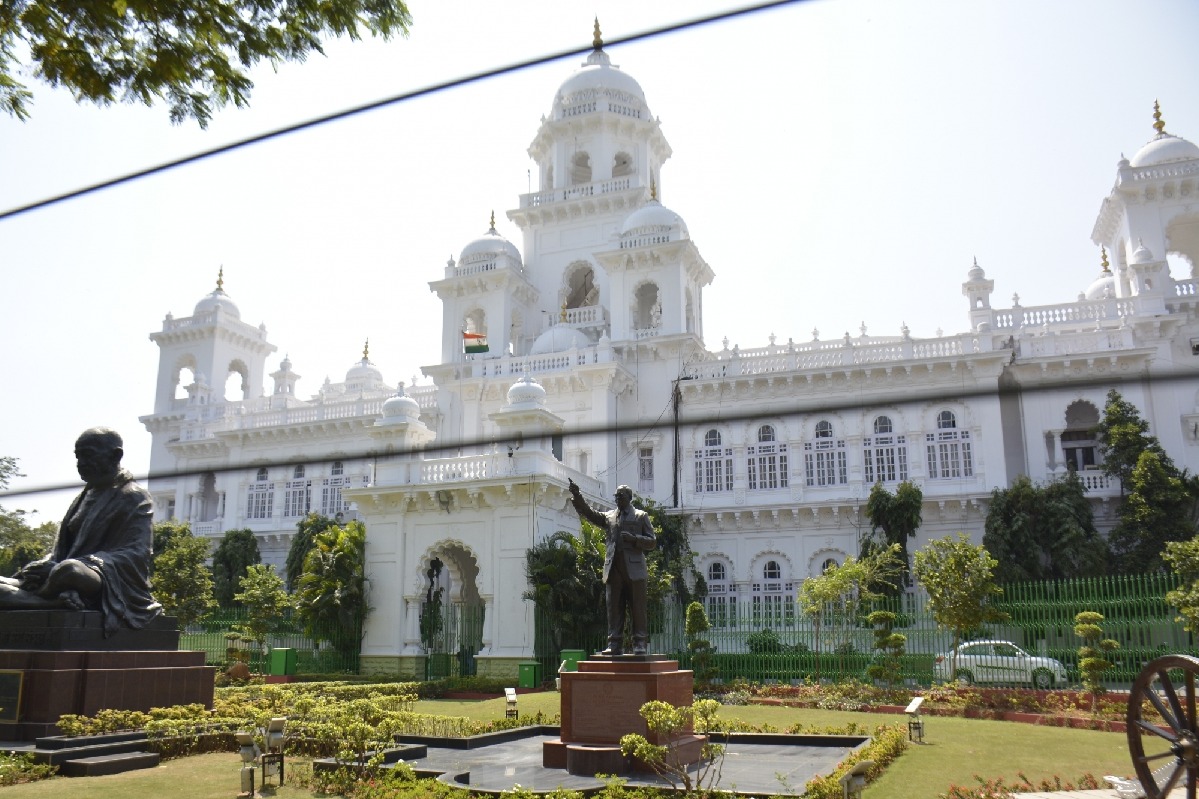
[542, 655, 705, 776]
[0, 611, 215, 741]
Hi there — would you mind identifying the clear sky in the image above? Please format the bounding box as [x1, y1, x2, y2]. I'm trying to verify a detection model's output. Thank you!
[1, 0, 1197, 523]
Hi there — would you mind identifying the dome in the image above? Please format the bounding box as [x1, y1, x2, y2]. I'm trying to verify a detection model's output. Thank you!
[345, 340, 383, 388]
[529, 324, 592, 355]
[619, 200, 688, 247]
[1129, 133, 1199, 168]
[506, 375, 547, 409]
[459, 215, 523, 269]
[194, 269, 240, 319]
[553, 25, 647, 118]
[381, 384, 420, 420]
[1085, 274, 1116, 300]
[1132, 241, 1155, 264]
[966, 257, 986, 282]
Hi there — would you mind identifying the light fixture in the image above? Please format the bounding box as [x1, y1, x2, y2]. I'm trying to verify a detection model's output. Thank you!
[261, 717, 287, 786]
[236, 731, 260, 796]
[905, 697, 925, 743]
[838, 759, 874, 799]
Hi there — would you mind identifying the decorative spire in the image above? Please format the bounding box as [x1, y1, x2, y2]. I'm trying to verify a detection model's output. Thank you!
[489, 210, 496, 232]
[362, 339, 370, 360]
[1100, 246, 1111, 274]
[560, 301, 568, 322]
[593, 18, 603, 51]
[650, 173, 657, 201]
[216, 266, 224, 292]
[1153, 99, 1166, 136]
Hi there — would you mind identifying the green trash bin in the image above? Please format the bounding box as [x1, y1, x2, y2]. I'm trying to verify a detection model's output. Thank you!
[518, 660, 542, 689]
[268, 648, 297, 676]
[560, 649, 585, 672]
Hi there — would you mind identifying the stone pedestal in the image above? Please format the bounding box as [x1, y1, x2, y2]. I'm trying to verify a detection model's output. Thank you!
[0, 611, 215, 741]
[542, 656, 705, 776]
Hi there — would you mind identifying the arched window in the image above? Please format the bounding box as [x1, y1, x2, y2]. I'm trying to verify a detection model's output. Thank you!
[284, 466, 310, 518]
[331, 461, 344, 476]
[748, 425, 789, 490]
[321, 461, 349, 515]
[695, 430, 733, 492]
[864, 414, 908, 483]
[804, 421, 847, 486]
[571, 152, 592, 184]
[293, 465, 305, 479]
[705, 561, 735, 628]
[612, 151, 634, 179]
[1062, 400, 1102, 472]
[247, 469, 274, 520]
[927, 410, 973, 479]
[752, 559, 794, 627]
[821, 557, 839, 573]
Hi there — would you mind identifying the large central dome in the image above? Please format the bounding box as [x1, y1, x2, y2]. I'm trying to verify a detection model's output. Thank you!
[553, 23, 648, 119]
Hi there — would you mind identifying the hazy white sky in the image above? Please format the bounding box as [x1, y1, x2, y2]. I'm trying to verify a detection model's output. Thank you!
[2, 0, 1197, 522]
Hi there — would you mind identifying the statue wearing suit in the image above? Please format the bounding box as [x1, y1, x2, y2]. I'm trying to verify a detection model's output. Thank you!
[0, 428, 161, 636]
[568, 480, 657, 656]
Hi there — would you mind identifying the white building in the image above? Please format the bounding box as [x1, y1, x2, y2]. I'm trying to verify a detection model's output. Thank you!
[140, 35, 1199, 678]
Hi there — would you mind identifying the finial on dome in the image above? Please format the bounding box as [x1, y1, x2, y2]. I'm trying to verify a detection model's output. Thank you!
[650, 173, 657, 201]
[489, 210, 496, 232]
[1153, 99, 1166, 136]
[972, 256, 978, 268]
[560, 301, 568, 322]
[362, 339, 370, 360]
[1101, 245, 1110, 273]
[216, 266, 224, 292]
[593, 18, 603, 51]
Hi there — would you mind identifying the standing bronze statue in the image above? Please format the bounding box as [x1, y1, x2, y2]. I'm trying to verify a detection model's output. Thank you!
[567, 479, 657, 656]
[0, 428, 161, 635]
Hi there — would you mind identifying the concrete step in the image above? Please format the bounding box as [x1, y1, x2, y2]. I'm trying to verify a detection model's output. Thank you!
[35, 731, 147, 750]
[59, 751, 160, 777]
[32, 738, 151, 766]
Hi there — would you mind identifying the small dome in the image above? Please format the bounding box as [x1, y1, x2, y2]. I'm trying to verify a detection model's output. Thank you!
[1129, 133, 1199, 168]
[529, 324, 592, 355]
[459, 216, 522, 269]
[506, 375, 547, 409]
[554, 46, 647, 119]
[381, 384, 420, 420]
[345, 340, 383, 389]
[966, 257, 986, 282]
[1085, 274, 1116, 300]
[194, 269, 240, 319]
[1132, 241, 1155, 264]
[619, 200, 688, 247]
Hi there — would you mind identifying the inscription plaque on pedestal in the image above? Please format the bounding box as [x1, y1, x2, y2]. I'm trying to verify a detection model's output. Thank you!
[0, 671, 22, 724]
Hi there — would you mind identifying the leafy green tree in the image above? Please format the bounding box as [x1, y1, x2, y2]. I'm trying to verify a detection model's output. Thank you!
[523, 525, 606, 654]
[1, 0, 412, 126]
[1109, 451, 1199, 573]
[234, 564, 291, 656]
[286, 513, 338, 592]
[864, 481, 923, 589]
[295, 520, 368, 657]
[1073, 611, 1118, 709]
[913, 533, 1009, 680]
[865, 610, 907, 688]
[637, 495, 700, 606]
[799, 544, 901, 677]
[619, 699, 724, 794]
[983, 473, 1108, 582]
[684, 601, 716, 688]
[1164, 536, 1199, 633]
[152, 523, 215, 627]
[1097, 389, 1172, 490]
[151, 518, 191, 562]
[0, 456, 56, 577]
[211, 528, 261, 607]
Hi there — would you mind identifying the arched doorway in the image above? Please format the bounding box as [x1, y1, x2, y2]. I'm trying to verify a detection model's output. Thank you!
[419, 543, 484, 678]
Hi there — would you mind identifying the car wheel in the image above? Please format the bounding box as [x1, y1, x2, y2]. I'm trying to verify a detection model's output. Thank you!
[1031, 668, 1054, 689]
[954, 669, 974, 685]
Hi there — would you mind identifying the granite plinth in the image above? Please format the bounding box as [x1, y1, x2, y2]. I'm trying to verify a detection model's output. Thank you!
[0, 611, 214, 741]
[543, 656, 706, 775]
[0, 610, 180, 651]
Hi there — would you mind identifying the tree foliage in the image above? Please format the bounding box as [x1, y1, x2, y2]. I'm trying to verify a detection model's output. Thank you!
[286, 513, 338, 591]
[684, 601, 716, 687]
[151, 521, 215, 626]
[619, 699, 725, 794]
[1110, 450, 1199, 573]
[1, 0, 413, 126]
[1097, 389, 1171, 489]
[523, 525, 606, 654]
[983, 473, 1108, 582]
[913, 533, 1009, 678]
[1164, 536, 1199, 633]
[211, 528, 261, 607]
[234, 564, 291, 653]
[295, 519, 368, 656]
[863, 481, 923, 589]
[1073, 611, 1118, 708]
[637, 495, 700, 606]
[866, 610, 907, 688]
[0, 456, 56, 577]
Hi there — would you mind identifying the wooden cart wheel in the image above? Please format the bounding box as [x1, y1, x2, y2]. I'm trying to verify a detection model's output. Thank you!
[1128, 654, 1199, 799]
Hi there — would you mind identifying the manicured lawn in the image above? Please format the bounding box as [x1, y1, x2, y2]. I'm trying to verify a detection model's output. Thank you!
[1, 695, 1147, 799]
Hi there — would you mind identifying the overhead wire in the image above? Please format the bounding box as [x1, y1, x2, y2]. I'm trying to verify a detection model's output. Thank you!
[0, 0, 802, 223]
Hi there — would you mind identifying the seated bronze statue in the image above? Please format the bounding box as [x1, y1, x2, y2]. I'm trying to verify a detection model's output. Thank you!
[0, 428, 161, 636]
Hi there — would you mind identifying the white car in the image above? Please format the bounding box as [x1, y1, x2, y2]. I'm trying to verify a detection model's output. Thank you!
[933, 640, 1068, 689]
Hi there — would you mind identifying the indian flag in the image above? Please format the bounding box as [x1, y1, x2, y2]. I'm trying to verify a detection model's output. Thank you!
[463, 331, 489, 354]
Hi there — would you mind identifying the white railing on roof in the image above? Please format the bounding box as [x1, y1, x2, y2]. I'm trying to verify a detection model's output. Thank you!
[1175, 280, 1196, 297]
[990, 298, 1136, 330]
[1077, 471, 1116, 493]
[469, 343, 612, 378]
[1124, 162, 1199, 182]
[372, 450, 604, 497]
[559, 305, 607, 327]
[519, 177, 634, 209]
[1022, 328, 1132, 358]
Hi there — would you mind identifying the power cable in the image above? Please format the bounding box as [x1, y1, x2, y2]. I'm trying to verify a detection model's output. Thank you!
[0, 0, 802, 223]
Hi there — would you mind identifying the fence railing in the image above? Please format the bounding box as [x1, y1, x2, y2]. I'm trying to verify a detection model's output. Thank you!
[184, 607, 362, 674]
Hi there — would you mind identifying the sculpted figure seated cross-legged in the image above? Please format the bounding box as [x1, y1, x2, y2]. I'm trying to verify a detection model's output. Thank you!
[0, 428, 161, 636]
